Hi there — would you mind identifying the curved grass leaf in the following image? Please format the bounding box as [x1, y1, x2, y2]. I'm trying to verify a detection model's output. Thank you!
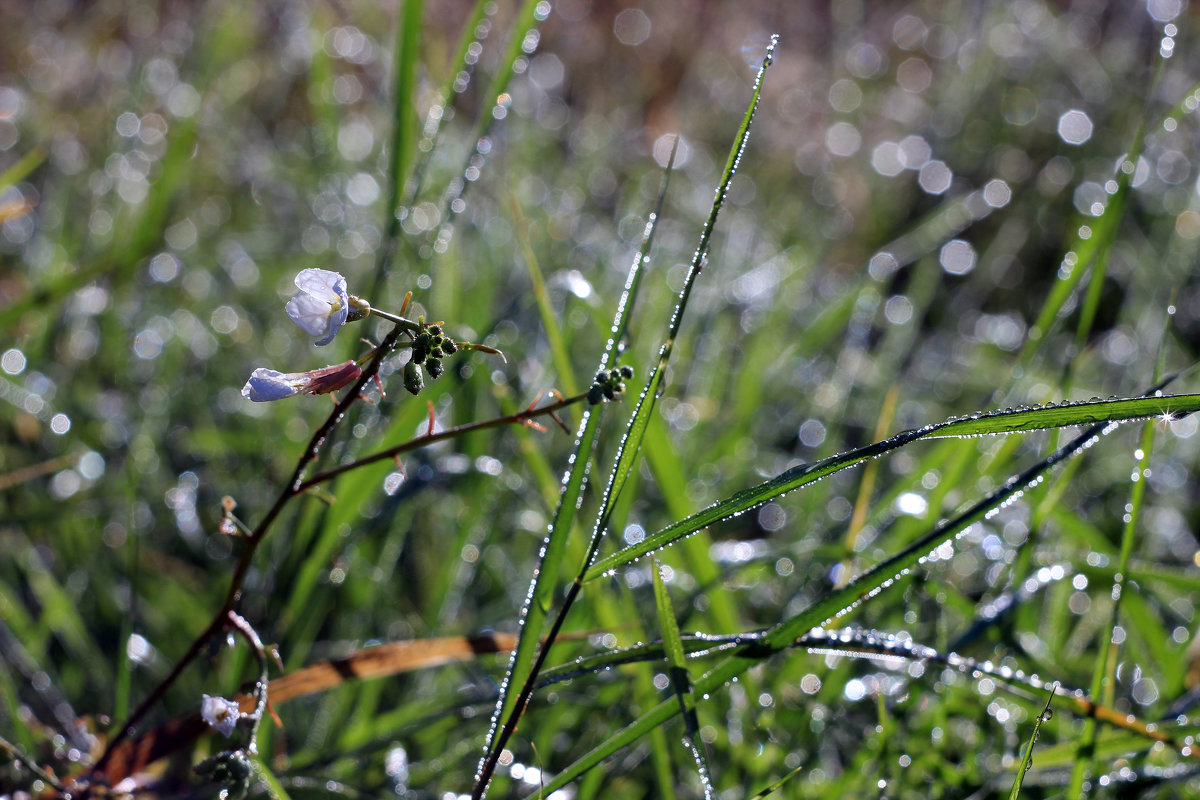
[534, 408, 1179, 795]
[1008, 685, 1057, 800]
[478, 142, 677, 779]
[502, 39, 778, 799]
[580, 39, 776, 552]
[651, 558, 714, 799]
[584, 392, 1200, 581]
[1068, 348, 1165, 796]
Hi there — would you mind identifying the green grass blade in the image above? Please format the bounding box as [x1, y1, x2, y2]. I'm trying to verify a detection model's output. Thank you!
[254, 755, 295, 800]
[536, 415, 1152, 795]
[1009, 685, 1057, 800]
[585, 391, 1200, 580]
[651, 557, 714, 798]
[508, 191, 579, 396]
[583, 36, 777, 559]
[481, 146, 677, 768]
[1068, 355, 1165, 796]
[0, 147, 43, 190]
[377, 0, 423, 283]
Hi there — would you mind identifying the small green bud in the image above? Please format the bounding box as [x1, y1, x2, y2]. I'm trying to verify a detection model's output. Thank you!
[595, 371, 607, 384]
[587, 385, 605, 405]
[619, 365, 634, 379]
[602, 384, 615, 401]
[346, 295, 372, 322]
[426, 358, 444, 379]
[429, 325, 442, 336]
[411, 344, 427, 364]
[441, 339, 458, 354]
[403, 360, 424, 395]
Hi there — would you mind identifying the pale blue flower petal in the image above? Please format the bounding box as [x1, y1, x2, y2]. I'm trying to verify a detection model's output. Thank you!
[285, 293, 336, 337]
[294, 268, 346, 302]
[242, 368, 303, 402]
[201, 694, 240, 737]
[286, 268, 350, 345]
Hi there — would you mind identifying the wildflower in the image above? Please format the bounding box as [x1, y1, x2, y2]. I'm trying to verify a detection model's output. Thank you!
[241, 360, 362, 402]
[285, 268, 351, 345]
[200, 694, 240, 737]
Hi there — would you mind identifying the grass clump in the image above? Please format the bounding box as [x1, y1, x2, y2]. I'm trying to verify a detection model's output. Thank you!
[3, 3, 1200, 799]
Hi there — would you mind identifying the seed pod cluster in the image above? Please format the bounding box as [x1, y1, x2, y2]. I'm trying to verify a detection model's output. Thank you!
[404, 325, 462, 394]
[587, 364, 634, 405]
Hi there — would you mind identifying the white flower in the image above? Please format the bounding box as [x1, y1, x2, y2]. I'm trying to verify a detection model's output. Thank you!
[285, 268, 349, 346]
[200, 694, 240, 738]
[241, 360, 362, 402]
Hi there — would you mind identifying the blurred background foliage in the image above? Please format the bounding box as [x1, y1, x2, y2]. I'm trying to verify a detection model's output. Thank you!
[4, 0, 1200, 797]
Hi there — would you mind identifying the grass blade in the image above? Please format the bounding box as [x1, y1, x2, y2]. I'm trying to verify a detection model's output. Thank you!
[585, 391, 1200, 580]
[1008, 684, 1057, 800]
[477, 145, 677, 785]
[535, 406, 1165, 795]
[651, 557, 714, 799]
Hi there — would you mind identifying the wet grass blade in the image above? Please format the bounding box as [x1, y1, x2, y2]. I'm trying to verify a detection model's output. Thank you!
[535, 410, 1163, 795]
[479, 146, 677, 776]
[582, 36, 776, 568]
[651, 557, 714, 799]
[1008, 685, 1057, 800]
[376, 0, 422, 284]
[585, 391, 1200, 580]
[1068, 346, 1166, 797]
[508, 190, 579, 396]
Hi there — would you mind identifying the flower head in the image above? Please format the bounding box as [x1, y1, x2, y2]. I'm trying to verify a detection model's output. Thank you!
[200, 694, 240, 738]
[285, 268, 350, 345]
[242, 360, 362, 402]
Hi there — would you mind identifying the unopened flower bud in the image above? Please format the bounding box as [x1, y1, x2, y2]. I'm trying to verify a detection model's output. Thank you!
[403, 360, 424, 395]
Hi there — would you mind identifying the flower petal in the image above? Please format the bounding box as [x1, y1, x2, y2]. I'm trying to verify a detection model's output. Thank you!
[242, 368, 304, 402]
[200, 694, 240, 738]
[313, 303, 349, 346]
[293, 268, 346, 304]
[286, 293, 335, 337]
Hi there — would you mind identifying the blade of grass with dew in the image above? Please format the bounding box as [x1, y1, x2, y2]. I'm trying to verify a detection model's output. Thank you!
[651, 557, 714, 799]
[643, 414, 740, 635]
[1068, 359, 1164, 796]
[507, 190, 578, 396]
[582, 39, 775, 548]
[1009, 684, 1057, 799]
[585, 391, 1200, 579]
[371, 0, 424, 294]
[405, 0, 491, 204]
[1021, 62, 1161, 367]
[512, 46, 778, 794]
[481, 141, 677, 769]
[387, 0, 421, 226]
[534, 412, 1169, 795]
[747, 764, 805, 799]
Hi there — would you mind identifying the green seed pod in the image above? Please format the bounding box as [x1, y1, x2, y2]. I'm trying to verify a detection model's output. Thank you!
[595, 371, 607, 384]
[429, 344, 444, 359]
[426, 358, 444, 379]
[411, 343, 427, 364]
[619, 365, 634, 379]
[441, 339, 457, 354]
[429, 325, 442, 336]
[587, 385, 605, 405]
[602, 384, 615, 401]
[403, 360, 424, 395]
